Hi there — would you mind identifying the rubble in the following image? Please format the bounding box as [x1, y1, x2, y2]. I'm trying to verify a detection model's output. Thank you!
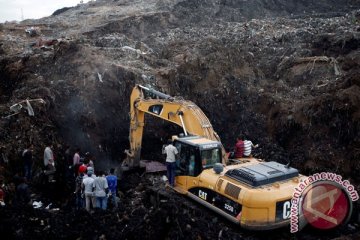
[0, 0, 360, 239]
[4, 98, 45, 118]
[25, 27, 40, 37]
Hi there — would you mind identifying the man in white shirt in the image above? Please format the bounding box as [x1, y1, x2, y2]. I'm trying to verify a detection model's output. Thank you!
[243, 139, 259, 157]
[93, 170, 109, 210]
[82, 168, 95, 211]
[43, 143, 54, 169]
[43, 143, 56, 184]
[162, 139, 178, 187]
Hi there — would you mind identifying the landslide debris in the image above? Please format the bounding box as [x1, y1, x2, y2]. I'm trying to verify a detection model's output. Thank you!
[0, 0, 360, 239]
[0, 174, 359, 240]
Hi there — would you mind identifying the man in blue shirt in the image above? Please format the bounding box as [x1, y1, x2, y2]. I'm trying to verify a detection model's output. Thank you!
[106, 168, 118, 209]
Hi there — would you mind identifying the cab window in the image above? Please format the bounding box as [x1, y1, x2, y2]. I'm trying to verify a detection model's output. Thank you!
[148, 104, 163, 115]
[201, 148, 221, 169]
[175, 142, 201, 177]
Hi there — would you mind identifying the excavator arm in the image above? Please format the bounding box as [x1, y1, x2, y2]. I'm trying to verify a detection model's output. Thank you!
[125, 84, 226, 167]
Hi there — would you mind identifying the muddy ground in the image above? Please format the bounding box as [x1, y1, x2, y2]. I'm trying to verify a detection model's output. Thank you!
[0, 0, 360, 239]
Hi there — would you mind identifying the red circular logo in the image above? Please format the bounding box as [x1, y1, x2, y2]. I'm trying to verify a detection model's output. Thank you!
[302, 182, 350, 230]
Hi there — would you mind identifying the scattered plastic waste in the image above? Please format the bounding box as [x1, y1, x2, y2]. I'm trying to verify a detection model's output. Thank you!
[33, 201, 43, 209]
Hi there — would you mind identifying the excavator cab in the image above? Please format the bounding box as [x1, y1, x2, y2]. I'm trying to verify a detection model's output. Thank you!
[174, 135, 222, 177]
[171, 135, 223, 192]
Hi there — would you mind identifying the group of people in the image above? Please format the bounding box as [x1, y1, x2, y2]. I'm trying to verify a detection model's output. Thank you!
[75, 166, 118, 211]
[16, 135, 255, 209]
[15, 142, 120, 211]
[67, 146, 119, 211]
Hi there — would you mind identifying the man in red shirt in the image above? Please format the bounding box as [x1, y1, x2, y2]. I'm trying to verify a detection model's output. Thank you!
[234, 136, 244, 158]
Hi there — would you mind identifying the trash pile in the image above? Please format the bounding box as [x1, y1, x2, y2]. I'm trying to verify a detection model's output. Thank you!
[0, 0, 360, 239]
[1, 172, 359, 240]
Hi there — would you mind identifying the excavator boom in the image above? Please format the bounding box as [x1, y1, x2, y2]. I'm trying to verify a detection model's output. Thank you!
[126, 84, 226, 167]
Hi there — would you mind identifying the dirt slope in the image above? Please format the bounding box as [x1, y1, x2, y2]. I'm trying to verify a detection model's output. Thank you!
[0, 0, 360, 239]
[1, 0, 360, 200]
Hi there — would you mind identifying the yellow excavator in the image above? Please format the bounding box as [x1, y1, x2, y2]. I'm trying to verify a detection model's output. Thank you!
[125, 84, 305, 230]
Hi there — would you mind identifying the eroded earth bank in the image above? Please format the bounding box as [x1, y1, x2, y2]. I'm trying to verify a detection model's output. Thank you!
[1, 0, 360, 239]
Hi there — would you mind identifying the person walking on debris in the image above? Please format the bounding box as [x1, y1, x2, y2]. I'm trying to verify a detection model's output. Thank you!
[22, 144, 33, 181]
[82, 167, 95, 212]
[162, 139, 178, 187]
[243, 137, 259, 157]
[74, 165, 87, 210]
[106, 168, 118, 209]
[93, 170, 109, 210]
[233, 135, 245, 158]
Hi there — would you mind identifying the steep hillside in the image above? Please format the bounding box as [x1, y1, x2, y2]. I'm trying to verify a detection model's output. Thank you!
[0, 0, 360, 239]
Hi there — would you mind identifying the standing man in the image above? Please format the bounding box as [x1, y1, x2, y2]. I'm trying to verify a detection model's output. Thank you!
[43, 142, 56, 199]
[84, 152, 95, 171]
[82, 167, 95, 212]
[93, 170, 108, 210]
[106, 168, 118, 209]
[43, 142, 55, 171]
[74, 165, 87, 210]
[163, 139, 178, 187]
[73, 148, 81, 176]
[64, 145, 72, 167]
[64, 145, 74, 191]
[84, 166, 97, 207]
[22, 144, 33, 181]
